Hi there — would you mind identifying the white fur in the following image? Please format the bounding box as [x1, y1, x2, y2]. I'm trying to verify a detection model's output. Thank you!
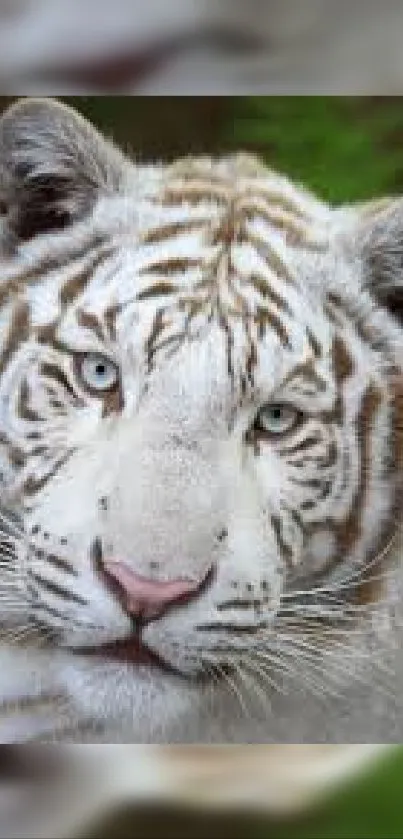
[0, 102, 402, 748]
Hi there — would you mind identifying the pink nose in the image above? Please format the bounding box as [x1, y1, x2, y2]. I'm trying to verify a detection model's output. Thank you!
[103, 561, 203, 621]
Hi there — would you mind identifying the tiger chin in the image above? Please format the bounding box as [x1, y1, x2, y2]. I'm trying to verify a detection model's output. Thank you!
[0, 97, 402, 744]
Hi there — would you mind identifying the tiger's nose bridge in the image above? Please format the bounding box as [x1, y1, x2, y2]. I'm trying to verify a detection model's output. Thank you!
[98, 437, 229, 577]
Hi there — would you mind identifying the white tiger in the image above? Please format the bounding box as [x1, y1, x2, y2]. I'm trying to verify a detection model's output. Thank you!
[0, 98, 402, 746]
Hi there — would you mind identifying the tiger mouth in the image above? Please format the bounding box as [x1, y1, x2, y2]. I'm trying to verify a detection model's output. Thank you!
[71, 634, 189, 678]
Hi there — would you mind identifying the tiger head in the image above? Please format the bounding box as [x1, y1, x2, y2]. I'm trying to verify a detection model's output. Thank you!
[0, 99, 402, 740]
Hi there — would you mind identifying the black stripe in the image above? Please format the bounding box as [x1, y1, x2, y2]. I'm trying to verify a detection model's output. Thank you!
[195, 622, 267, 634]
[271, 515, 293, 570]
[248, 273, 293, 314]
[0, 301, 30, 377]
[45, 553, 78, 577]
[31, 572, 87, 606]
[41, 362, 77, 399]
[33, 601, 67, 620]
[279, 434, 321, 456]
[216, 599, 264, 611]
[23, 452, 72, 497]
[0, 235, 110, 306]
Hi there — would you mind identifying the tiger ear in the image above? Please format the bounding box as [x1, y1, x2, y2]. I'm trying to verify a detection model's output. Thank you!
[351, 197, 403, 324]
[0, 97, 125, 247]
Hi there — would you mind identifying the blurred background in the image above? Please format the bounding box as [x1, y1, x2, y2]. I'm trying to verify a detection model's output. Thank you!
[3, 96, 403, 202]
[2, 1, 403, 94]
[1, 95, 403, 838]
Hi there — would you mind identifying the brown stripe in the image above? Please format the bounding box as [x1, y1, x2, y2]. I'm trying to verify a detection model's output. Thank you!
[141, 219, 206, 245]
[306, 328, 322, 359]
[327, 292, 380, 350]
[76, 310, 106, 342]
[159, 185, 228, 208]
[17, 379, 42, 423]
[219, 312, 235, 383]
[59, 249, 115, 311]
[332, 334, 354, 385]
[271, 514, 294, 571]
[356, 376, 403, 606]
[336, 383, 383, 570]
[145, 308, 168, 372]
[238, 187, 312, 220]
[101, 382, 124, 418]
[104, 304, 120, 342]
[256, 305, 290, 348]
[137, 281, 180, 300]
[248, 273, 292, 314]
[241, 231, 295, 286]
[166, 163, 231, 185]
[282, 357, 328, 394]
[0, 300, 30, 377]
[140, 257, 203, 277]
[41, 363, 77, 401]
[0, 236, 110, 307]
[243, 203, 327, 251]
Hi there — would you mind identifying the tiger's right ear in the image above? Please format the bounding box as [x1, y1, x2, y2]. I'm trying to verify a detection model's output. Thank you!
[0, 97, 126, 248]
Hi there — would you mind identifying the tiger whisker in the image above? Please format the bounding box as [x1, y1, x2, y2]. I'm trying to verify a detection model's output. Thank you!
[243, 654, 287, 698]
[282, 529, 400, 604]
[229, 657, 273, 715]
[203, 653, 252, 720]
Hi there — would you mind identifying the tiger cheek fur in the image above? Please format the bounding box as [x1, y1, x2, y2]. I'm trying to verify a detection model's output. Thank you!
[0, 98, 402, 743]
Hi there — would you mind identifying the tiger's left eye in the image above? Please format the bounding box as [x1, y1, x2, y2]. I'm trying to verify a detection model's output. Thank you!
[253, 403, 302, 438]
[76, 353, 120, 394]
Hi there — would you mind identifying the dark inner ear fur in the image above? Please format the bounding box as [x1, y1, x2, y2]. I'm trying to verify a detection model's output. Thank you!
[0, 97, 124, 247]
[380, 288, 403, 325]
[359, 198, 403, 327]
[11, 174, 80, 241]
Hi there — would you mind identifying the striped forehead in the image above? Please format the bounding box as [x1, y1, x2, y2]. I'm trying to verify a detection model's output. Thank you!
[50, 159, 334, 388]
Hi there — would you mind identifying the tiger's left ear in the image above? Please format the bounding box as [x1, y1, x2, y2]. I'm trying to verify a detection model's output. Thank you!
[0, 97, 126, 248]
[350, 197, 403, 324]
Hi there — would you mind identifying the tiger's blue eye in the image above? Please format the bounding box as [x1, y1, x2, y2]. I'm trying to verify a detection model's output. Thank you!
[78, 353, 119, 394]
[254, 403, 301, 436]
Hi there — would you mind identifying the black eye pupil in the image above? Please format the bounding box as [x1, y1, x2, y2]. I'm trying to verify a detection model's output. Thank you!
[96, 364, 106, 376]
[272, 408, 282, 419]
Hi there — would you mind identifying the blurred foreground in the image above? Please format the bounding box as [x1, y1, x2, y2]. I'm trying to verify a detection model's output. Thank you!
[0, 745, 400, 839]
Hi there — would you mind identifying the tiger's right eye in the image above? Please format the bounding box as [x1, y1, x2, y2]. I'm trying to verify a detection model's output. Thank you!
[252, 403, 303, 440]
[75, 353, 120, 396]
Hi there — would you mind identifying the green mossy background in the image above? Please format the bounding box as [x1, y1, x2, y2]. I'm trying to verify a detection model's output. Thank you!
[2, 95, 402, 839]
[72, 96, 403, 204]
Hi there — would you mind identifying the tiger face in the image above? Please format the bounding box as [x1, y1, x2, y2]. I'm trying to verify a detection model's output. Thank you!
[0, 99, 402, 742]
